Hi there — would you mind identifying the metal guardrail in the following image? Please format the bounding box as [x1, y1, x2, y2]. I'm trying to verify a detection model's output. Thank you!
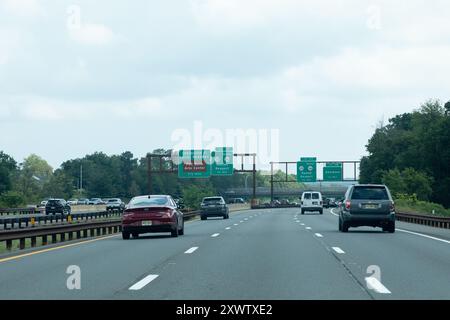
[0, 211, 123, 230]
[0, 208, 43, 216]
[396, 212, 450, 229]
[0, 219, 123, 251]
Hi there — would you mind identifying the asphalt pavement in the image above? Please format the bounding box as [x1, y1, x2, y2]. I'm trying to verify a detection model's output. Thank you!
[0, 208, 449, 300]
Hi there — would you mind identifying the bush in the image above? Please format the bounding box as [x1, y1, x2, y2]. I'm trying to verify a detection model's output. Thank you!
[182, 184, 217, 210]
[382, 168, 433, 201]
[0, 191, 26, 208]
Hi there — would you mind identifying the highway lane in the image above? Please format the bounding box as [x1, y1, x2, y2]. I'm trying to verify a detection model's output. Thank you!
[0, 208, 449, 299]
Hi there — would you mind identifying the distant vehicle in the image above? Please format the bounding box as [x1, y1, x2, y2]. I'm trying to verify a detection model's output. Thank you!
[201, 197, 230, 220]
[301, 192, 323, 215]
[106, 198, 125, 213]
[271, 200, 281, 207]
[339, 184, 396, 233]
[77, 198, 89, 205]
[67, 199, 78, 206]
[40, 199, 50, 207]
[121, 195, 184, 239]
[280, 199, 291, 205]
[228, 198, 246, 204]
[323, 198, 331, 208]
[88, 198, 105, 205]
[45, 199, 71, 215]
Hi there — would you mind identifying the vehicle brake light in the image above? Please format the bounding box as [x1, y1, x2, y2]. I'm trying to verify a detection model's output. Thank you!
[345, 201, 351, 210]
[390, 201, 395, 212]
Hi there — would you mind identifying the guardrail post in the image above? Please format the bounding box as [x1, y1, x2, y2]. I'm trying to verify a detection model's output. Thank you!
[42, 235, 48, 246]
[52, 234, 57, 243]
[60, 233, 65, 242]
[68, 232, 73, 241]
[19, 238, 25, 250]
[90, 229, 95, 237]
[6, 240, 12, 251]
[31, 236, 36, 248]
[77, 231, 81, 239]
[83, 230, 88, 238]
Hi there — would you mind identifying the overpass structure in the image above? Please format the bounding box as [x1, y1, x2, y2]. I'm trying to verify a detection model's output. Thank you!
[224, 181, 356, 200]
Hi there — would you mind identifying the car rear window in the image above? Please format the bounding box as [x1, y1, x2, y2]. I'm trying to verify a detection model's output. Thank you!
[203, 198, 223, 203]
[129, 197, 169, 207]
[108, 199, 120, 203]
[47, 200, 60, 205]
[312, 193, 320, 200]
[303, 193, 312, 200]
[351, 187, 389, 200]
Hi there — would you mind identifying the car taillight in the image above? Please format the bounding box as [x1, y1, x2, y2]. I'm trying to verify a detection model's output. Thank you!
[162, 209, 174, 218]
[390, 201, 395, 212]
[345, 201, 351, 210]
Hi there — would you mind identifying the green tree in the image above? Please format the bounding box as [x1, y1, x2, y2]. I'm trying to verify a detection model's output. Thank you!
[0, 191, 26, 207]
[0, 151, 17, 194]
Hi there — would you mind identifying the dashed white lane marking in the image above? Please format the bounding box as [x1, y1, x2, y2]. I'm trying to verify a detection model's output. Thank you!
[396, 229, 450, 245]
[244, 218, 248, 221]
[185, 247, 199, 254]
[332, 247, 345, 254]
[306, 227, 312, 230]
[225, 227, 231, 230]
[234, 224, 239, 226]
[365, 277, 392, 294]
[240, 220, 244, 223]
[300, 223, 305, 226]
[129, 275, 159, 291]
[211, 233, 220, 238]
[315, 233, 323, 238]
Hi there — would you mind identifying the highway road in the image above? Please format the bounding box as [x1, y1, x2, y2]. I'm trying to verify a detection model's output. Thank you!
[0, 208, 449, 300]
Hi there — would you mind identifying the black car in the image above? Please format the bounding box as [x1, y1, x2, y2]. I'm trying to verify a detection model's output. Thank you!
[45, 199, 71, 215]
[201, 197, 230, 220]
[339, 184, 396, 233]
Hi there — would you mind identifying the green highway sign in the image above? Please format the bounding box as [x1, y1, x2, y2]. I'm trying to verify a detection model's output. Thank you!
[212, 147, 234, 176]
[178, 149, 211, 179]
[297, 157, 317, 183]
[326, 162, 343, 168]
[300, 157, 317, 162]
[323, 166, 343, 181]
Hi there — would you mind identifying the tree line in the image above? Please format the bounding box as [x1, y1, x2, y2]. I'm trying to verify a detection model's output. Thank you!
[0, 149, 276, 209]
[360, 100, 450, 208]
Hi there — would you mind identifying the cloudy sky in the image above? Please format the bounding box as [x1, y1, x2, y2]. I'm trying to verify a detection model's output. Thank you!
[1, 0, 449, 171]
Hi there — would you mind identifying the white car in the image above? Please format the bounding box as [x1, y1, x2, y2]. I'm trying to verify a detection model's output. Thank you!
[301, 191, 323, 215]
[67, 199, 79, 206]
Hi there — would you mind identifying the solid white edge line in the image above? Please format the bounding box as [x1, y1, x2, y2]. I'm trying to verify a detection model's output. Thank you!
[211, 233, 220, 238]
[185, 247, 199, 254]
[396, 228, 450, 245]
[332, 247, 345, 254]
[315, 233, 323, 238]
[129, 275, 159, 291]
[365, 277, 391, 294]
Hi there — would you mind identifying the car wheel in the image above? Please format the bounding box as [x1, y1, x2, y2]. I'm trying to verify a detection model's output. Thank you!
[301, 209, 305, 215]
[179, 222, 185, 236]
[201, 216, 207, 221]
[171, 226, 179, 237]
[338, 218, 343, 231]
[319, 210, 323, 215]
[132, 233, 139, 239]
[342, 221, 349, 233]
[122, 232, 130, 240]
[387, 222, 395, 233]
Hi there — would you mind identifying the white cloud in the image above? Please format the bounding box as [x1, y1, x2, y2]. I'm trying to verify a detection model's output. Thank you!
[2, 0, 43, 17]
[68, 23, 114, 46]
[0, 28, 20, 65]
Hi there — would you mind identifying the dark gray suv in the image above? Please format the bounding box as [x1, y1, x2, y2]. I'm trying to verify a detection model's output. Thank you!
[339, 184, 396, 233]
[201, 197, 230, 220]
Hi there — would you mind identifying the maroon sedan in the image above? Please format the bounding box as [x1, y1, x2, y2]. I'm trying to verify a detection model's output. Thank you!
[122, 195, 184, 239]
